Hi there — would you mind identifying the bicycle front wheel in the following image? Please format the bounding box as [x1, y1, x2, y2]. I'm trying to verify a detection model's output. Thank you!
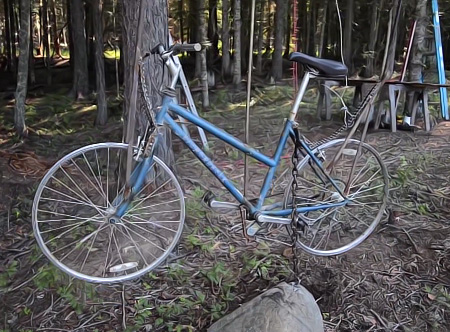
[33, 143, 185, 283]
[284, 139, 388, 256]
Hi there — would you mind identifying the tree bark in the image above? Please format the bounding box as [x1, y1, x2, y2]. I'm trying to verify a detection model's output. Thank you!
[408, 0, 427, 83]
[42, 0, 52, 84]
[272, 0, 286, 81]
[178, 0, 184, 42]
[70, 0, 89, 99]
[232, 0, 241, 86]
[198, 0, 209, 107]
[29, 6, 35, 85]
[9, 0, 17, 75]
[343, 0, 354, 72]
[221, 0, 231, 78]
[284, 0, 291, 58]
[314, 0, 328, 58]
[14, 0, 30, 137]
[122, 0, 174, 166]
[3, 0, 13, 72]
[208, 0, 219, 60]
[365, 0, 382, 77]
[93, 0, 107, 126]
[256, 0, 264, 74]
[265, 0, 270, 53]
[49, 0, 60, 56]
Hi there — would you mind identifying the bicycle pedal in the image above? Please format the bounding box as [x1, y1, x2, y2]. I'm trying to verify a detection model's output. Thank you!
[246, 222, 261, 237]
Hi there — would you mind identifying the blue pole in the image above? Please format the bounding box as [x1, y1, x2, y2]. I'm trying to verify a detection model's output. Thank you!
[432, 0, 449, 120]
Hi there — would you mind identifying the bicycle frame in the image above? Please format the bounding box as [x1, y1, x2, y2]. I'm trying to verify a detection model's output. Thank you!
[115, 70, 348, 222]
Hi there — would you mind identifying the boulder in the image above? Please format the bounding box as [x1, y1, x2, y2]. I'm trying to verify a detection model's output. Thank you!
[208, 282, 324, 332]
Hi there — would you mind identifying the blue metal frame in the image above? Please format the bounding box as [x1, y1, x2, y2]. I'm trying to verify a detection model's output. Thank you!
[116, 95, 347, 218]
[432, 0, 449, 120]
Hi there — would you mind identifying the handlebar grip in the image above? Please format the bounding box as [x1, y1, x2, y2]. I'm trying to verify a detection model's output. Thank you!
[172, 43, 202, 53]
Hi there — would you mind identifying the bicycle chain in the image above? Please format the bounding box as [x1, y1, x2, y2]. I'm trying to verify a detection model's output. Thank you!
[290, 128, 303, 277]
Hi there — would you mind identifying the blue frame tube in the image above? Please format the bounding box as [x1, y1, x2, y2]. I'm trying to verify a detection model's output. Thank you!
[145, 96, 346, 216]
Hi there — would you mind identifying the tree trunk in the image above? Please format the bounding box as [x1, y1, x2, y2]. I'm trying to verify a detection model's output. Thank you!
[284, 0, 291, 58]
[178, 0, 184, 42]
[29, 6, 35, 85]
[198, 0, 209, 107]
[232, 0, 241, 86]
[314, 0, 328, 58]
[122, 0, 174, 166]
[272, 0, 286, 81]
[404, 0, 427, 115]
[408, 0, 427, 83]
[256, 0, 264, 74]
[49, 0, 60, 56]
[343, 0, 354, 72]
[14, 0, 30, 137]
[3, 0, 13, 72]
[221, 0, 231, 78]
[365, 0, 383, 77]
[208, 0, 219, 60]
[9, 0, 17, 75]
[42, 0, 52, 84]
[265, 0, 270, 53]
[70, 0, 89, 99]
[67, 0, 74, 68]
[93, 0, 107, 126]
[305, 1, 311, 54]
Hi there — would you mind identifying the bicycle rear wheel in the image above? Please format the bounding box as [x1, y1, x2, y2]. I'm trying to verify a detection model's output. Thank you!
[33, 143, 185, 283]
[284, 139, 388, 256]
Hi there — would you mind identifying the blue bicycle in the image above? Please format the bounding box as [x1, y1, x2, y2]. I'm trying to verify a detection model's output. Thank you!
[33, 44, 389, 283]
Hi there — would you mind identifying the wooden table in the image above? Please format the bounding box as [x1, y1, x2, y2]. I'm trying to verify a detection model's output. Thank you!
[316, 78, 450, 132]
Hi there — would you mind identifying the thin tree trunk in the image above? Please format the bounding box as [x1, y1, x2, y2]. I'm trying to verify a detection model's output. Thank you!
[343, 0, 354, 72]
[366, 0, 382, 77]
[67, 0, 74, 68]
[272, 0, 286, 81]
[405, 0, 427, 115]
[232, 0, 241, 86]
[14, 0, 30, 137]
[49, 0, 60, 56]
[9, 0, 17, 74]
[314, 0, 328, 58]
[265, 0, 270, 53]
[178, 0, 184, 42]
[222, 0, 231, 79]
[3, 0, 13, 72]
[29, 6, 35, 85]
[284, 0, 291, 58]
[93, 0, 107, 125]
[42, 0, 52, 84]
[198, 0, 209, 107]
[256, 0, 264, 74]
[70, 0, 89, 99]
[208, 0, 219, 60]
[305, 1, 311, 54]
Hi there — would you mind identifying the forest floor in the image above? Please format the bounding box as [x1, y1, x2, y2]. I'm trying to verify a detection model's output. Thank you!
[0, 83, 449, 332]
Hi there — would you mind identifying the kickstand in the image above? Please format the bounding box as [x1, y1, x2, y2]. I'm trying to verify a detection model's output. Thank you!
[240, 205, 251, 241]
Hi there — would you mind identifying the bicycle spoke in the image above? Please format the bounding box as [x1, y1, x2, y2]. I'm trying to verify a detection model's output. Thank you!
[122, 215, 176, 239]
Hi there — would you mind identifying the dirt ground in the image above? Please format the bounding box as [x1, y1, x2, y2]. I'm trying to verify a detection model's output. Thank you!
[0, 84, 449, 331]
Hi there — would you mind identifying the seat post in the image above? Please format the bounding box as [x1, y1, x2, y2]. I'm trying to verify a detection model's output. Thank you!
[289, 71, 311, 121]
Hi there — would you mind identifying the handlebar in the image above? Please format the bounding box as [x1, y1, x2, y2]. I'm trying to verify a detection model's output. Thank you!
[150, 43, 202, 55]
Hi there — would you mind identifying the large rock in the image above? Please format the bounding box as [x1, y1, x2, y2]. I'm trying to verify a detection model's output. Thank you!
[208, 282, 324, 332]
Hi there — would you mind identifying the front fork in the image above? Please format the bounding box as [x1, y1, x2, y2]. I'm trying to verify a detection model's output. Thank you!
[109, 130, 161, 222]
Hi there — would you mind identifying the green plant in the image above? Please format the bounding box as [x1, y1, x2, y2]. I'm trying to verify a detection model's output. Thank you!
[0, 260, 18, 287]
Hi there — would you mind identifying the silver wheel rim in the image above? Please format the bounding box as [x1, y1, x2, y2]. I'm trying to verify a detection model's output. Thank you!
[284, 139, 388, 256]
[32, 143, 185, 283]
